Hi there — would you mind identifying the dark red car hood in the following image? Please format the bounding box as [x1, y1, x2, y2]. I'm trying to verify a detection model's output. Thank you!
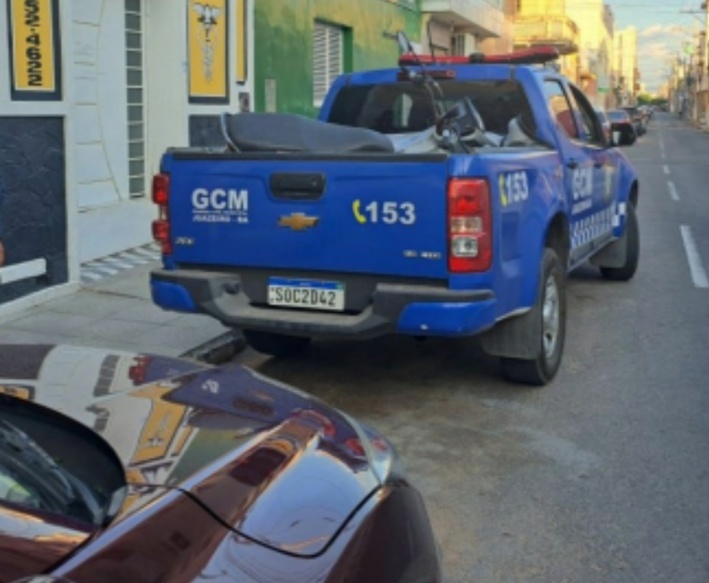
[0, 345, 385, 560]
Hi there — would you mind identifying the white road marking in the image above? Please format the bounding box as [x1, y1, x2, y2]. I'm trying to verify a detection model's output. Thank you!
[680, 225, 709, 289]
[668, 181, 680, 201]
[663, 165, 670, 175]
[659, 140, 665, 158]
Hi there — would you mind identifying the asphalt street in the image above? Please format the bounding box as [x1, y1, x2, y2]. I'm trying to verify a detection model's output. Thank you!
[233, 113, 709, 583]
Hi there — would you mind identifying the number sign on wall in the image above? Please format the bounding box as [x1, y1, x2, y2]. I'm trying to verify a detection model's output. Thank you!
[7, 0, 62, 101]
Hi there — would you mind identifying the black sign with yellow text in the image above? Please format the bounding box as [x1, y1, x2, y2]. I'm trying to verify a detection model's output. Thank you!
[7, 0, 62, 100]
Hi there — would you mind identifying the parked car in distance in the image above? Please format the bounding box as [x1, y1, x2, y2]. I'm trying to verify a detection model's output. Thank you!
[0, 344, 441, 583]
[594, 107, 612, 144]
[607, 109, 637, 145]
[639, 104, 653, 121]
[621, 106, 646, 136]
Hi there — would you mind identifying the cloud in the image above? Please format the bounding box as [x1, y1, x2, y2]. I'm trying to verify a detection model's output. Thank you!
[640, 24, 668, 37]
[608, 0, 699, 91]
[639, 24, 690, 38]
[634, 22, 699, 90]
[639, 41, 672, 56]
[637, 45, 674, 91]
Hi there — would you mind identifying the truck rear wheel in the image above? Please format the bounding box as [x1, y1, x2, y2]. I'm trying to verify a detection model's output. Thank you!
[243, 330, 311, 357]
[600, 203, 639, 281]
[500, 249, 566, 386]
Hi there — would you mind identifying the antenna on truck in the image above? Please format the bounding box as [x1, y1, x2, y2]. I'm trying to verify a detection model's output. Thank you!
[427, 20, 436, 61]
[395, 30, 448, 133]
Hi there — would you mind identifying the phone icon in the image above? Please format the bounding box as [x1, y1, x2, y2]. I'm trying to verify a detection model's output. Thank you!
[352, 200, 367, 224]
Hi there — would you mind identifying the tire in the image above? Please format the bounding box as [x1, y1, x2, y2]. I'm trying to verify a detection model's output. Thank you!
[242, 329, 311, 357]
[600, 203, 639, 281]
[500, 249, 566, 386]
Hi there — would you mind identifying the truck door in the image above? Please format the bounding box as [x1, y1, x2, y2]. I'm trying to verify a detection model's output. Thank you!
[543, 79, 615, 266]
[567, 83, 618, 230]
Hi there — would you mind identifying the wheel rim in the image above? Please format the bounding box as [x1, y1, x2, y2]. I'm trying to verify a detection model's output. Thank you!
[542, 274, 560, 359]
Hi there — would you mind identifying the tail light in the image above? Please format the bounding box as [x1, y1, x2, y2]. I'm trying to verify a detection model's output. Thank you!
[152, 173, 172, 255]
[447, 178, 492, 272]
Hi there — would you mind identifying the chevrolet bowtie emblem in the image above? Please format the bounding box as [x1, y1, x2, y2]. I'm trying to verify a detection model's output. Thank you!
[278, 213, 319, 231]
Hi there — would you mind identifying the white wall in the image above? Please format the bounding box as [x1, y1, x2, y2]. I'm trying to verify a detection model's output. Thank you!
[72, 0, 155, 262]
[145, 2, 190, 178]
[1, 0, 256, 270]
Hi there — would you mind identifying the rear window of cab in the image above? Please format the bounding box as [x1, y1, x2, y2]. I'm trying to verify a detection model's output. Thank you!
[327, 80, 536, 136]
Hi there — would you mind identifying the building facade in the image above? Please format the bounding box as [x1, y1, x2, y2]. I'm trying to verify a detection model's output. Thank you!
[613, 26, 638, 106]
[513, 0, 580, 82]
[0, 0, 71, 310]
[565, 0, 615, 108]
[689, 15, 709, 126]
[250, 0, 509, 119]
[0, 0, 254, 316]
[251, 0, 420, 119]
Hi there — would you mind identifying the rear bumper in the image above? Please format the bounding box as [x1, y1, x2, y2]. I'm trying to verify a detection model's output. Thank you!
[151, 269, 497, 340]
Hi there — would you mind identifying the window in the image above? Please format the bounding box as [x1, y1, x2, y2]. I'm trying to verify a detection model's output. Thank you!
[126, 0, 145, 197]
[451, 34, 466, 57]
[568, 85, 604, 145]
[327, 80, 535, 136]
[313, 22, 343, 107]
[451, 33, 476, 57]
[544, 80, 579, 139]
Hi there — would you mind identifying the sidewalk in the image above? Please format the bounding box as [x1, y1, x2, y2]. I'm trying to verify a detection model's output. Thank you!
[0, 245, 244, 363]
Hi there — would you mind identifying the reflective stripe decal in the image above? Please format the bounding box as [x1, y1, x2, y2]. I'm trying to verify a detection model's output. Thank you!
[572, 203, 627, 249]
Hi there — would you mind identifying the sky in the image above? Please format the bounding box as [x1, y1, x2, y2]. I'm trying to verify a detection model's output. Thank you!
[606, 0, 705, 93]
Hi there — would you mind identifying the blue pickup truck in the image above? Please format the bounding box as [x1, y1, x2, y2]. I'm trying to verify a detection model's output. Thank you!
[150, 47, 639, 385]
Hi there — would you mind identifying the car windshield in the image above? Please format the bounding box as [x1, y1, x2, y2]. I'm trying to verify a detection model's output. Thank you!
[0, 397, 127, 527]
[0, 419, 105, 524]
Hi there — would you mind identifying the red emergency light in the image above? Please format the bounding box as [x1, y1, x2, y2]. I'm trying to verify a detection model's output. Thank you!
[398, 46, 559, 67]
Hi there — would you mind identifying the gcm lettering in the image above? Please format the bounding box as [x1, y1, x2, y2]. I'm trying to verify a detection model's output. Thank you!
[192, 188, 249, 211]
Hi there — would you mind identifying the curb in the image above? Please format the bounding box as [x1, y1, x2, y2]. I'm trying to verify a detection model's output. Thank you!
[180, 330, 248, 364]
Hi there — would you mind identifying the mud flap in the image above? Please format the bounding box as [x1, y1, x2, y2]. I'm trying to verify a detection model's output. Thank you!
[480, 304, 540, 359]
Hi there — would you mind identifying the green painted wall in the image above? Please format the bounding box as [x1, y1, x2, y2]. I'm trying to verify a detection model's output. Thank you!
[253, 0, 421, 117]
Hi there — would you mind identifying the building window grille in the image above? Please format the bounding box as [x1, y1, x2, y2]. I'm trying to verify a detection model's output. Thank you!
[313, 21, 343, 107]
[126, 0, 145, 198]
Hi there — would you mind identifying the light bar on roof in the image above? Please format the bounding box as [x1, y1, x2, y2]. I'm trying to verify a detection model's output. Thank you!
[398, 46, 560, 67]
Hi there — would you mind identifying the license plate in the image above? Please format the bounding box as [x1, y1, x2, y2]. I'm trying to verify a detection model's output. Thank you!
[267, 277, 345, 311]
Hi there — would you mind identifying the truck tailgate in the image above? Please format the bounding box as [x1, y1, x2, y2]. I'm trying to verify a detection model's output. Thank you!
[167, 153, 450, 280]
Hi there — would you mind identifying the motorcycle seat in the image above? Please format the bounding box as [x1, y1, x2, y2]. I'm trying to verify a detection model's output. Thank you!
[220, 113, 394, 154]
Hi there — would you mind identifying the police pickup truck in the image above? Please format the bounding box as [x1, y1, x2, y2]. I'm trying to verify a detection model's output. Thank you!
[150, 44, 639, 385]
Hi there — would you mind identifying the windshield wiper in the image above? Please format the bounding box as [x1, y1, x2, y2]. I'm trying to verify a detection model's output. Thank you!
[0, 419, 103, 524]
